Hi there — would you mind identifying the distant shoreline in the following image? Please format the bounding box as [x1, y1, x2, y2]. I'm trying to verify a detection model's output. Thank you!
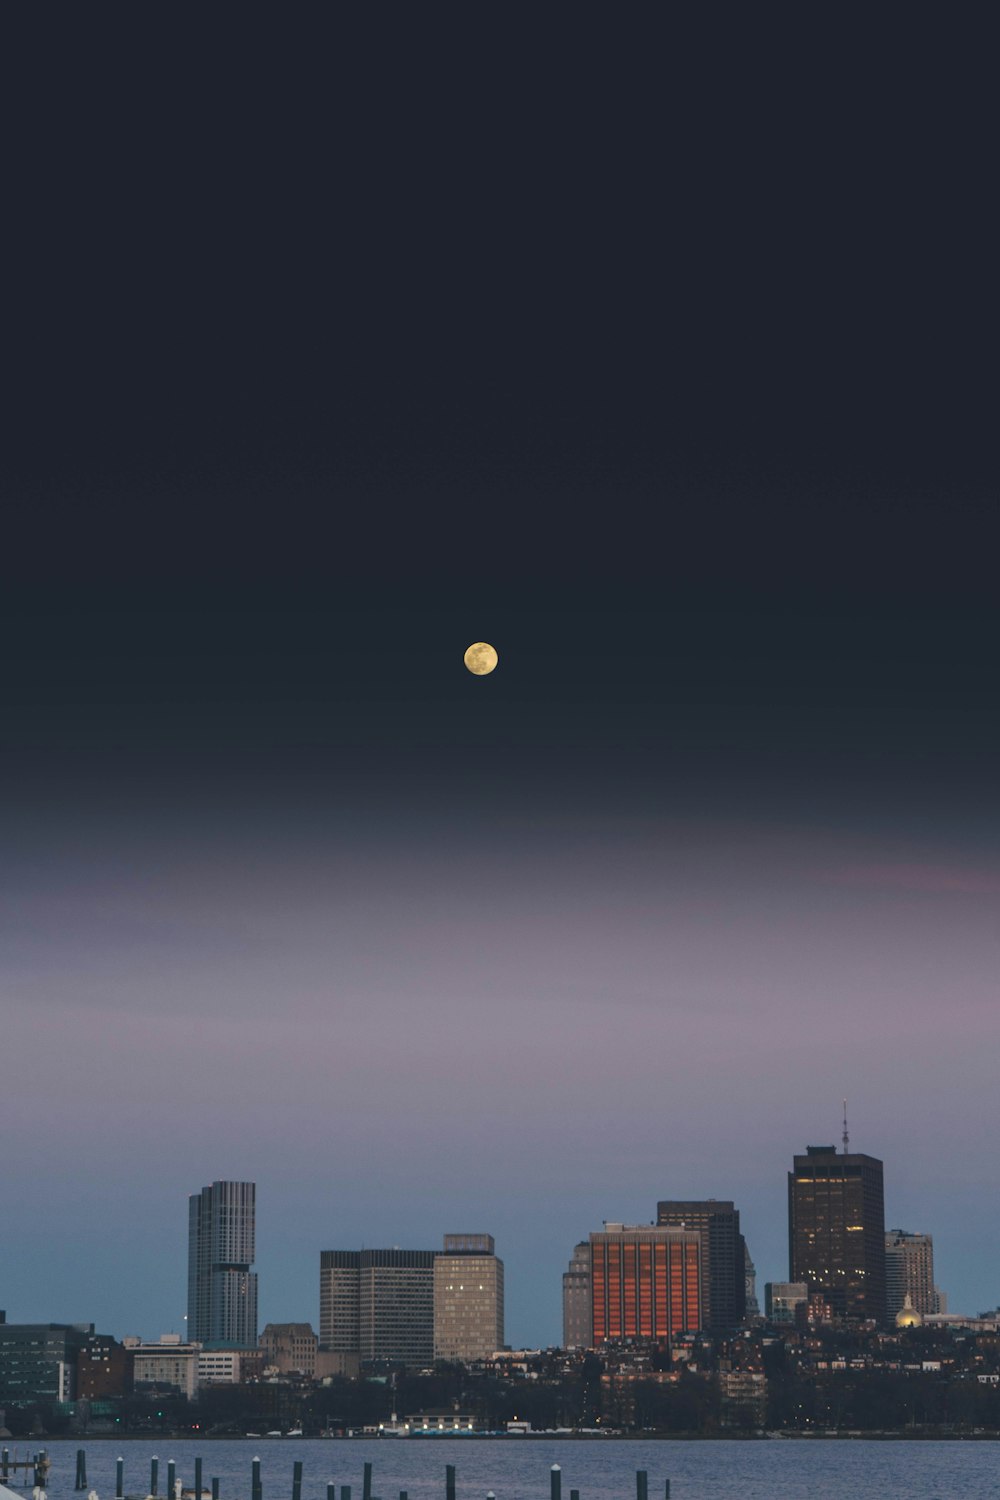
[16, 1431, 1000, 1443]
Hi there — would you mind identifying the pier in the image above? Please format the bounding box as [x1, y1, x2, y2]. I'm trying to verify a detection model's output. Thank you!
[0, 1450, 51, 1488]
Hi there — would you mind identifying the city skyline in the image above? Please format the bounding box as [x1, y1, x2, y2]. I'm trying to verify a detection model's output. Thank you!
[0, 1136, 985, 1347]
[3, 11, 997, 1365]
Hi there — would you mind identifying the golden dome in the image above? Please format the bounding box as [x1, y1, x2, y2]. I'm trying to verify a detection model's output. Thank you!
[895, 1293, 922, 1328]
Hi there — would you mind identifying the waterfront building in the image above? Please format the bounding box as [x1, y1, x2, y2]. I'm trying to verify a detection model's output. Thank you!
[187, 1180, 258, 1347]
[0, 1322, 94, 1406]
[885, 1229, 940, 1320]
[433, 1234, 504, 1363]
[562, 1241, 593, 1349]
[128, 1333, 200, 1398]
[656, 1199, 746, 1333]
[589, 1223, 702, 1345]
[788, 1144, 886, 1324]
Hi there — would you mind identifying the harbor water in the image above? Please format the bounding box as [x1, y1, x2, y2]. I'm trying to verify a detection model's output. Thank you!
[3, 1437, 997, 1500]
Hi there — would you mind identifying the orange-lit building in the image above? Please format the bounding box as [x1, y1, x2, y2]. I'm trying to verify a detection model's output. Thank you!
[589, 1224, 702, 1346]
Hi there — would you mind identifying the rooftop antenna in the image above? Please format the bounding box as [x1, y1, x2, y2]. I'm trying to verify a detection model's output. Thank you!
[842, 1098, 849, 1155]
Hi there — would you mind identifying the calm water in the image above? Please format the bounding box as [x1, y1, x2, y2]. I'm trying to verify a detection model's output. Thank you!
[7, 1437, 998, 1500]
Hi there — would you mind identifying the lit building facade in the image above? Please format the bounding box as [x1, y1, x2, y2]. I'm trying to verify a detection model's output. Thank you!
[788, 1145, 886, 1324]
[187, 1180, 258, 1348]
[433, 1234, 504, 1362]
[589, 1224, 701, 1345]
[562, 1242, 593, 1349]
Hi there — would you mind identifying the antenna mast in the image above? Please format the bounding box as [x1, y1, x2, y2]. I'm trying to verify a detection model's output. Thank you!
[842, 1098, 849, 1155]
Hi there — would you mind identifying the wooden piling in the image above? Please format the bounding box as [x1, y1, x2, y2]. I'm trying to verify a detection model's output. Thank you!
[362, 1462, 372, 1500]
[550, 1465, 561, 1500]
[252, 1457, 262, 1500]
[75, 1448, 87, 1490]
[116, 1457, 124, 1499]
[167, 1459, 176, 1500]
[151, 1456, 159, 1497]
[635, 1472, 647, 1500]
[292, 1460, 303, 1500]
[446, 1465, 456, 1500]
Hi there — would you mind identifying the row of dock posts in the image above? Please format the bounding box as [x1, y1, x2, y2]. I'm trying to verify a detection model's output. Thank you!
[550, 1466, 668, 1500]
[57, 1452, 671, 1500]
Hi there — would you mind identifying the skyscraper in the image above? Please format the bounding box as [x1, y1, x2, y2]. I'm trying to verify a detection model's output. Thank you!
[788, 1145, 886, 1324]
[319, 1248, 436, 1367]
[656, 1200, 746, 1333]
[433, 1234, 504, 1362]
[589, 1224, 701, 1345]
[562, 1242, 593, 1349]
[187, 1181, 258, 1348]
[885, 1229, 939, 1320]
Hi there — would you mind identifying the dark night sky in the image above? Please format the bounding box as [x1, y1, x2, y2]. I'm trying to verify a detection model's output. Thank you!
[2, 13, 998, 1343]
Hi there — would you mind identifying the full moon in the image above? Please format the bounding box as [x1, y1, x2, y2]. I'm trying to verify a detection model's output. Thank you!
[464, 641, 498, 675]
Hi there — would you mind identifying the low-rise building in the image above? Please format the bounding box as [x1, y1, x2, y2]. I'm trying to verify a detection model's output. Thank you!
[0, 1323, 94, 1406]
[197, 1347, 262, 1385]
[259, 1323, 319, 1378]
[128, 1335, 200, 1399]
[717, 1368, 767, 1426]
[764, 1283, 808, 1325]
[76, 1334, 129, 1400]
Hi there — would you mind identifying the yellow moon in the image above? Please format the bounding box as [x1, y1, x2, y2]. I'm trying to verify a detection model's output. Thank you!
[464, 641, 498, 675]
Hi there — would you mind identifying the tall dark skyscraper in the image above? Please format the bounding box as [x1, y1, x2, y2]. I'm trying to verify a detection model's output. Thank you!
[788, 1146, 886, 1324]
[187, 1181, 258, 1348]
[656, 1200, 746, 1333]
